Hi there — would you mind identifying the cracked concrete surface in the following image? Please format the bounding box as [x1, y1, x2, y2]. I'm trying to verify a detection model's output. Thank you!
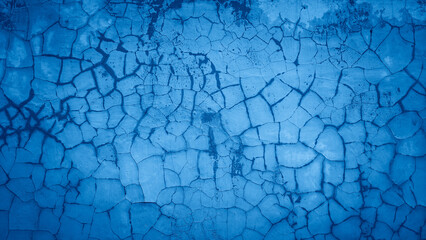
[0, 0, 425, 239]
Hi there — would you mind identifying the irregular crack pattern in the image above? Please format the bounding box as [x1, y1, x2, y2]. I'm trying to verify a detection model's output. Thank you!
[0, 0, 425, 239]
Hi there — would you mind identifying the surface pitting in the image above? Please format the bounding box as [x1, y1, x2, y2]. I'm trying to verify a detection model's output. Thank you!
[0, 0, 425, 239]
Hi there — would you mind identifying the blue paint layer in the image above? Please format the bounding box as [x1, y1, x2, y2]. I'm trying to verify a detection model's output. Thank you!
[0, 0, 425, 239]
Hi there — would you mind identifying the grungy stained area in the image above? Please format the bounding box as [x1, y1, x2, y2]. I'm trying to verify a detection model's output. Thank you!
[0, 0, 425, 239]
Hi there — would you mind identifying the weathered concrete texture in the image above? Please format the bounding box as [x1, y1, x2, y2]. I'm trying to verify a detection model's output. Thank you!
[0, 0, 425, 239]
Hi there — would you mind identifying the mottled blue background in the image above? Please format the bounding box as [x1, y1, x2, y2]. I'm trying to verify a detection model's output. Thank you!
[0, 0, 425, 239]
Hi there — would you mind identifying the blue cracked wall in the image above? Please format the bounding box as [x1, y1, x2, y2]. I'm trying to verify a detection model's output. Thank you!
[0, 0, 425, 239]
